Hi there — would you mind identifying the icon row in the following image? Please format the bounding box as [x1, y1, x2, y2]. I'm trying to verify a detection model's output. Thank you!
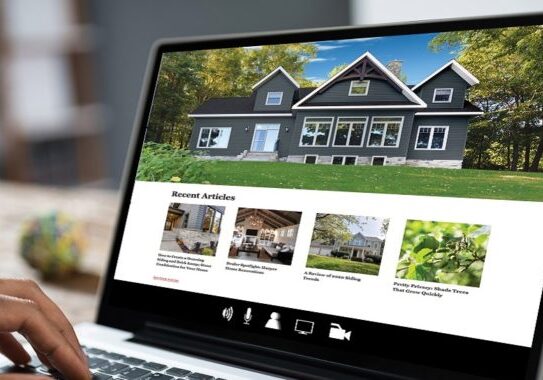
[222, 306, 351, 341]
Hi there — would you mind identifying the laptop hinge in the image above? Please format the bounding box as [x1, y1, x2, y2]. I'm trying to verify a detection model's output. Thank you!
[129, 322, 409, 380]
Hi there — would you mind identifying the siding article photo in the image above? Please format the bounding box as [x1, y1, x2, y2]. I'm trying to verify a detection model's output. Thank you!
[161, 203, 225, 256]
[307, 213, 389, 276]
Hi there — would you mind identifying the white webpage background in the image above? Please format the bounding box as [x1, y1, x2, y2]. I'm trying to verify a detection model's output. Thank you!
[114, 181, 543, 347]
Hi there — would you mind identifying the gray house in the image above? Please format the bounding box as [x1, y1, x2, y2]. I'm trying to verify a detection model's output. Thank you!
[310, 232, 384, 261]
[188, 52, 482, 169]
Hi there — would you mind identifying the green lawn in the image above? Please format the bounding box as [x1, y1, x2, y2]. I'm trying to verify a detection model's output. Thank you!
[306, 254, 380, 276]
[193, 161, 543, 202]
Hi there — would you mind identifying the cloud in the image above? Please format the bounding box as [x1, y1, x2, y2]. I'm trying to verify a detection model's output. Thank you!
[336, 36, 383, 43]
[315, 43, 346, 51]
[308, 57, 335, 63]
[306, 76, 327, 84]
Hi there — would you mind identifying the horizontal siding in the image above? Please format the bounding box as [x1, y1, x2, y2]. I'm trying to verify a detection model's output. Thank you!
[190, 117, 294, 157]
[416, 68, 468, 109]
[307, 78, 407, 104]
[253, 73, 296, 112]
[407, 116, 471, 160]
[287, 110, 415, 157]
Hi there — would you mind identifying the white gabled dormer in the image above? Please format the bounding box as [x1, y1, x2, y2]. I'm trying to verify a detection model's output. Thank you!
[412, 60, 479, 109]
[252, 67, 299, 112]
[293, 51, 426, 110]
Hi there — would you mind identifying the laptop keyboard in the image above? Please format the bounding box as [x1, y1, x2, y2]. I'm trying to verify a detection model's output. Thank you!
[33, 346, 228, 380]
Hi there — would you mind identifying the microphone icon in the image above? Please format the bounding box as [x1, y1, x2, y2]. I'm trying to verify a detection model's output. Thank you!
[243, 308, 252, 325]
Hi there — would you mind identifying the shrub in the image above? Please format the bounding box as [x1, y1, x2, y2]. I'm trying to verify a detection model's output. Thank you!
[136, 142, 212, 183]
[200, 247, 215, 256]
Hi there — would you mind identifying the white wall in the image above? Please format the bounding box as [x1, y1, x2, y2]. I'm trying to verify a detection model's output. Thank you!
[350, 0, 543, 25]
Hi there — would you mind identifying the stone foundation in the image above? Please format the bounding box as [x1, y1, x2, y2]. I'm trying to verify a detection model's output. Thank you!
[406, 159, 462, 169]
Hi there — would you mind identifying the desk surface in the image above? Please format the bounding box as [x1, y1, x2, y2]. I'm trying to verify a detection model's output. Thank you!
[0, 182, 119, 324]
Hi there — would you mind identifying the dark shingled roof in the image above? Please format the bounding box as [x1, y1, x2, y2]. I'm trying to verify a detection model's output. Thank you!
[191, 87, 317, 115]
[419, 100, 482, 113]
[190, 90, 481, 115]
[305, 100, 418, 106]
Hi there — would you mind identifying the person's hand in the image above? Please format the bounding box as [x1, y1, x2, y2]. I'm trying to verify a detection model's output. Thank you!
[0, 279, 90, 379]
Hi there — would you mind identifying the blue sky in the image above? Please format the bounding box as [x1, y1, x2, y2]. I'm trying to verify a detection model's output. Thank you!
[347, 216, 387, 239]
[303, 33, 457, 85]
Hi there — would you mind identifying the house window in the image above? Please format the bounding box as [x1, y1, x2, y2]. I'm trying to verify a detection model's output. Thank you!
[367, 117, 403, 148]
[304, 155, 318, 164]
[202, 207, 223, 234]
[415, 126, 449, 150]
[280, 230, 285, 237]
[300, 117, 333, 146]
[197, 127, 231, 148]
[332, 156, 357, 165]
[372, 156, 386, 166]
[333, 117, 368, 146]
[433, 88, 453, 103]
[349, 80, 370, 96]
[287, 228, 294, 237]
[265, 91, 283, 105]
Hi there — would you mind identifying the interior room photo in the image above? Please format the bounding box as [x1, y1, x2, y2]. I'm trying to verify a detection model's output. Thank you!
[229, 208, 302, 265]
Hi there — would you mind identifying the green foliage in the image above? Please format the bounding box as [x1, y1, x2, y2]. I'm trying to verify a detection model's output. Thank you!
[136, 142, 212, 183]
[200, 247, 215, 256]
[331, 250, 349, 258]
[306, 254, 380, 275]
[312, 213, 359, 244]
[430, 26, 543, 172]
[396, 220, 490, 287]
[146, 43, 317, 148]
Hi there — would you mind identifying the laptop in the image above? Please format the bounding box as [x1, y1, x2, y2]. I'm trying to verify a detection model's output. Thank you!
[3, 12, 543, 380]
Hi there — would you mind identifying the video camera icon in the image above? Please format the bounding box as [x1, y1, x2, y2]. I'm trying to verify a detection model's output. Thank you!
[329, 323, 351, 341]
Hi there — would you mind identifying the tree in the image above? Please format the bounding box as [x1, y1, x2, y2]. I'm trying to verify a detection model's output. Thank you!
[430, 26, 543, 171]
[328, 63, 348, 78]
[311, 214, 359, 245]
[386, 60, 407, 83]
[146, 43, 318, 148]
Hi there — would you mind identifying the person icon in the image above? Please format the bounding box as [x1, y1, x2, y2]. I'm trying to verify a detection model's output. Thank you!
[265, 312, 281, 330]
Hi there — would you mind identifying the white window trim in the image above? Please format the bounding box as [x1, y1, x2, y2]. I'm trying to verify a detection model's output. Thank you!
[250, 123, 281, 152]
[414, 125, 449, 151]
[298, 116, 334, 147]
[332, 117, 368, 147]
[348, 80, 370, 96]
[331, 155, 358, 165]
[366, 116, 404, 148]
[197, 127, 231, 149]
[304, 154, 319, 164]
[432, 88, 454, 103]
[265, 91, 283, 106]
[371, 156, 387, 166]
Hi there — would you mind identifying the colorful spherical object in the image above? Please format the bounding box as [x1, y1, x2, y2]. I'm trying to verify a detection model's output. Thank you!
[19, 212, 86, 279]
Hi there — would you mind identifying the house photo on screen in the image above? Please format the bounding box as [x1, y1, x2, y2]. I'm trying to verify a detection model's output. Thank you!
[160, 203, 225, 256]
[139, 26, 543, 202]
[307, 213, 389, 276]
[229, 208, 302, 265]
[396, 219, 490, 287]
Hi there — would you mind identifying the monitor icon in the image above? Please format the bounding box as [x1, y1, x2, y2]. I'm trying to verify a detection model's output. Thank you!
[294, 319, 314, 335]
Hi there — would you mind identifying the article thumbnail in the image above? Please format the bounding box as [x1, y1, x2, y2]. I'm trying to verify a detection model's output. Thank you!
[160, 203, 224, 256]
[229, 208, 302, 265]
[396, 220, 490, 287]
[306, 213, 389, 276]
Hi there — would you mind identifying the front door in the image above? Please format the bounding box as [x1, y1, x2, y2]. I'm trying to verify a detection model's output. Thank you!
[251, 124, 280, 152]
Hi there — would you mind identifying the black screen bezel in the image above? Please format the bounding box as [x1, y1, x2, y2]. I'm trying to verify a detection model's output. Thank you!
[97, 13, 543, 380]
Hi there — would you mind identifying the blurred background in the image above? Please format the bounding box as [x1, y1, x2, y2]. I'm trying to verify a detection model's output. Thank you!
[0, 0, 540, 324]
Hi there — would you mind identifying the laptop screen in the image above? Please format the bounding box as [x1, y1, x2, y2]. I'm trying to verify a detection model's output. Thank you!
[108, 16, 543, 379]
